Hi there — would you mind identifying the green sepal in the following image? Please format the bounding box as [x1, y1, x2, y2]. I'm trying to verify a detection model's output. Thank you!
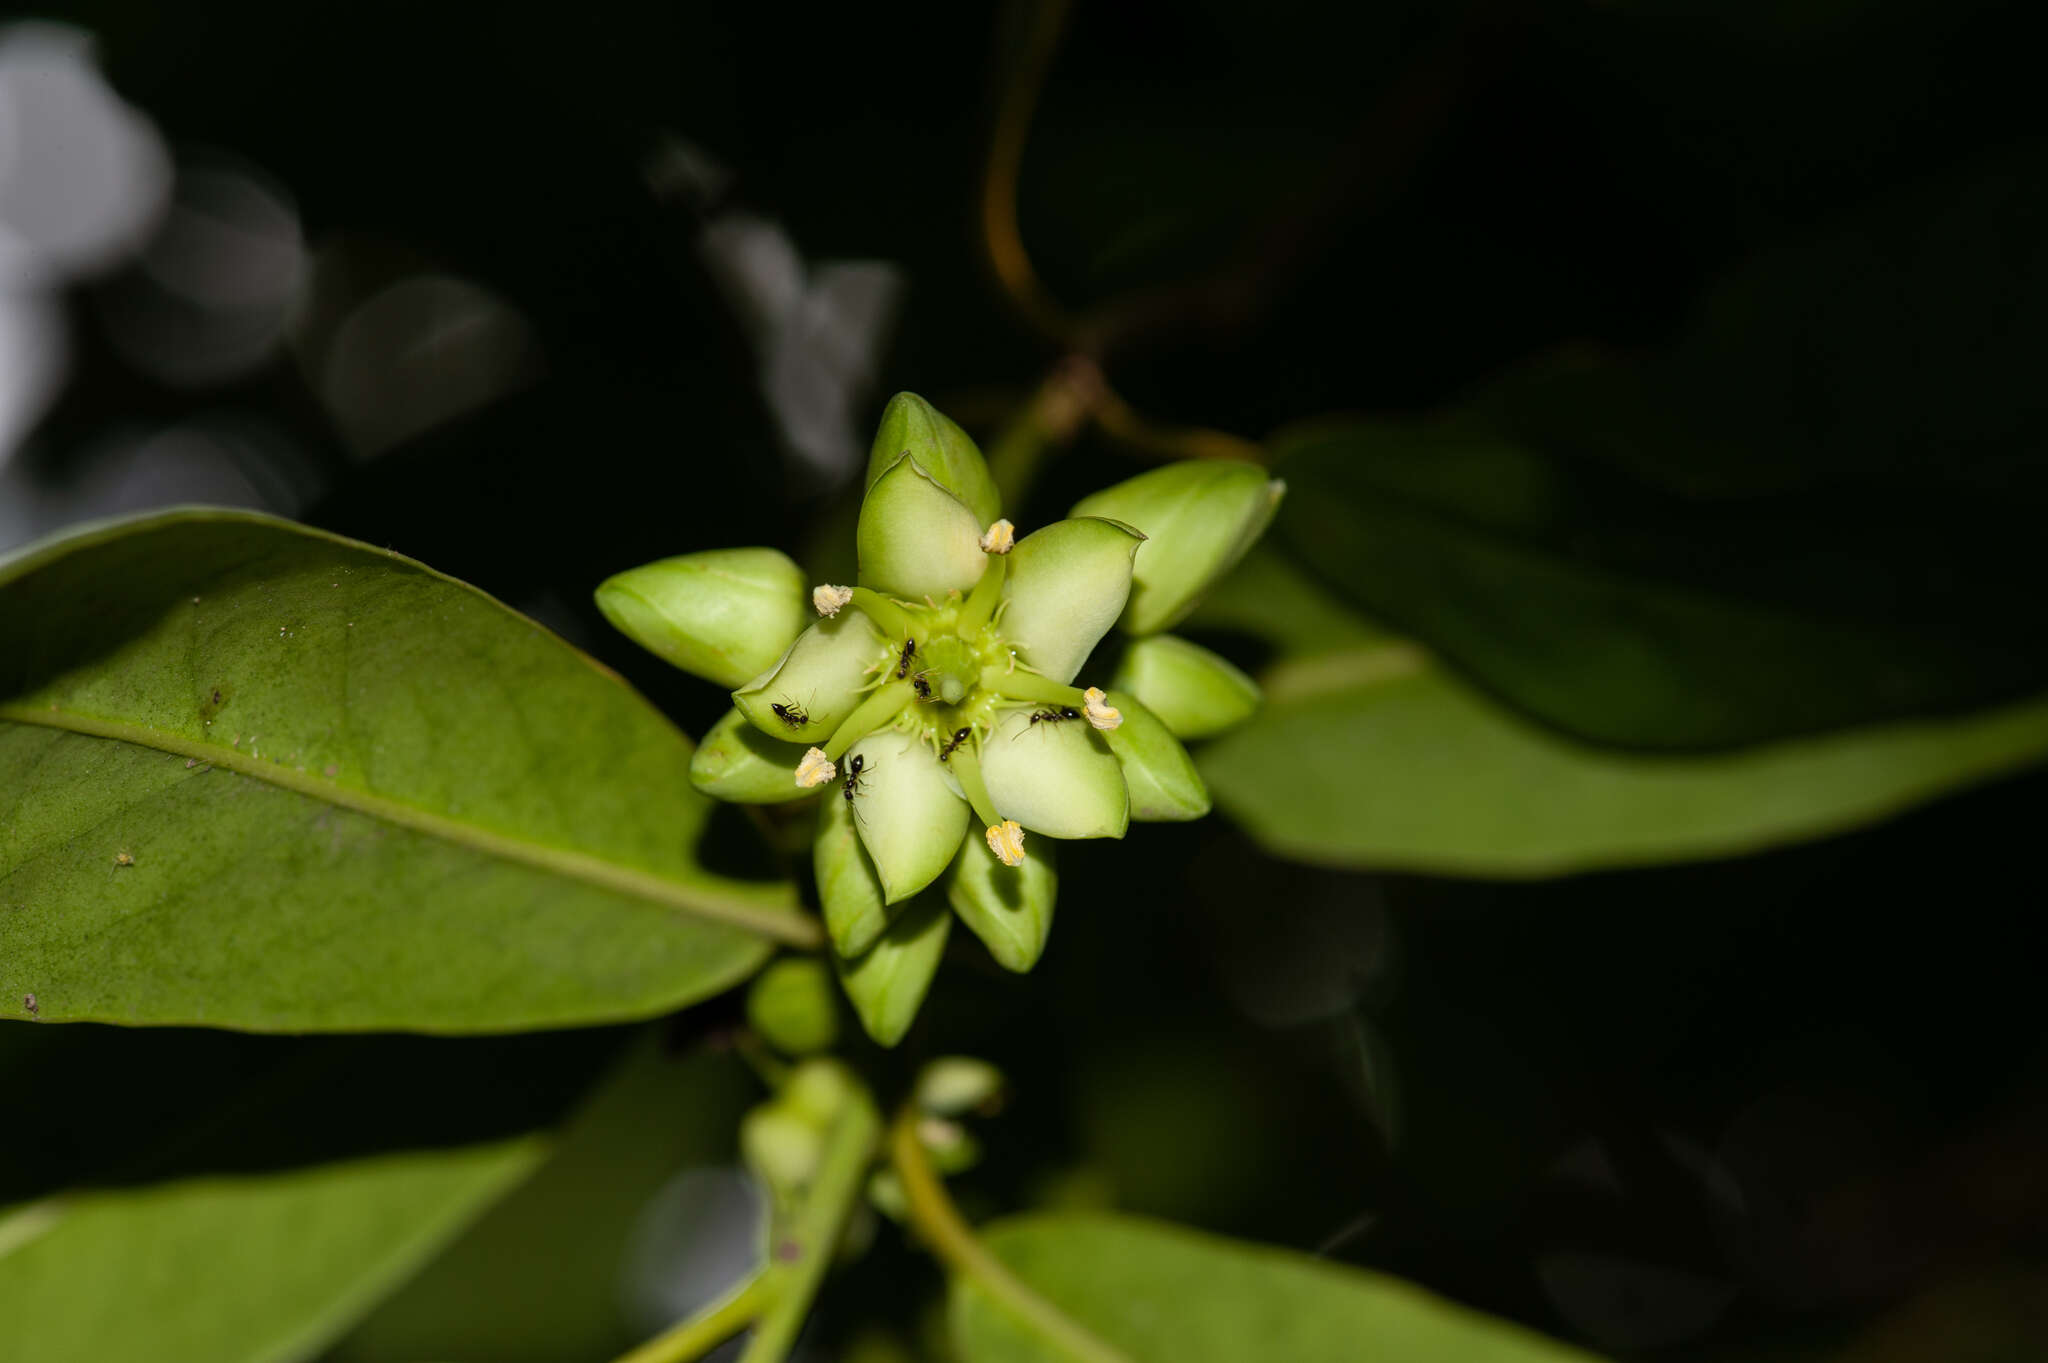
[594, 547, 809, 687]
[945, 827, 1058, 972]
[866, 392, 1002, 528]
[1102, 690, 1210, 821]
[981, 708, 1130, 840]
[746, 957, 841, 1056]
[999, 516, 1144, 684]
[691, 707, 816, 802]
[856, 454, 988, 600]
[733, 612, 885, 742]
[848, 728, 971, 905]
[835, 892, 951, 1048]
[815, 789, 893, 958]
[1109, 634, 1261, 739]
[1071, 460, 1285, 634]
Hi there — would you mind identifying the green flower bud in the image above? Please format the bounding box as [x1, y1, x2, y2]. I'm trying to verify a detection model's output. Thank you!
[691, 707, 814, 803]
[847, 729, 969, 905]
[733, 611, 885, 741]
[1100, 691, 1209, 822]
[781, 1057, 862, 1126]
[866, 392, 1002, 528]
[742, 1105, 823, 1202]
[595, 548, 809, 688]
[1070, 461, 1285, 635]
[745, 958, 841, 1056]
[916, 1116, 982, 1174]
[835, 893, 951, 1048]
[866, 1167, 909, 1221]
[1108, 634, 1260, 739]
[913, 1056, 1007, 1116]
[946, 827, 1056, 972]
[815, 789, 893, 958]
[998, 517, 1144, 684]
[981, 708, 1129, 840]
[857, 455, 987, 600]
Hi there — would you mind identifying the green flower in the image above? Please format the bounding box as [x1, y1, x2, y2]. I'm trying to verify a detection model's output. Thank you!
[598, 392, 1282, 1043]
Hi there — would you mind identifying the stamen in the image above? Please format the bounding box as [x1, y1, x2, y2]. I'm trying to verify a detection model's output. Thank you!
[847, 588, 917, 640]
[981, 665, 1086, 710]
[985, 820, 1027, 867]
[811, 584, 853, 617]
[823, 678, 915, 760]
[978, 519, 1016, 555]
[956, 553, 1008, 636]
[795, 747, 836, 788]
[1083, 687, 1122, 731]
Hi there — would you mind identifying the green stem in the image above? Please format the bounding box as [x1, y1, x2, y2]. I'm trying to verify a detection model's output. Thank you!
[738, 1094, 883, 1363]
[823, 679, 915, 761]
[609, 1270, 771, 1363]
[888, 1106, 1133, 1363]
[980, 667, 1088, 709]
[957, 554, 1008, 636]
[943, 742, 1003, 829]
[848, 588, 917, 641]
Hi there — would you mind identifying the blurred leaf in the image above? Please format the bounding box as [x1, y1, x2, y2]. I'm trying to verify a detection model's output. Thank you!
[1202, 643, 2048, 877]
[0, 509, 804, 1032]
[334, 1039, 757, 1363]
[0, 1137, 543, 1363]
[951, 1212, 1600, 1362]
[1273, 419, 2047, 749]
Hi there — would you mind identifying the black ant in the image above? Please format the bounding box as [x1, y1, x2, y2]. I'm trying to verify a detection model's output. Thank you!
[911, 674, 932, 702]
[894, 638, 917, 679]
[938, 727, 971, 762]
[841, 753, 871, 816]
[769, 698, 809, 728]
[1013, 706, 1080, 739]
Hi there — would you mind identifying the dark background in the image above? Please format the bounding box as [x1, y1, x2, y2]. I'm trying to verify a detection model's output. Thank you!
[5, 1, 2046, 1357]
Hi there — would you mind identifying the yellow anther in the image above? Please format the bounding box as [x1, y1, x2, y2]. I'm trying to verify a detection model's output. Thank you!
[812, 583, 853, 617]
[978, 519, 1016, 555]
[986, 819, 1026, 867]
[1082, 687, 1122, 731]
[795, 747, 837, 788]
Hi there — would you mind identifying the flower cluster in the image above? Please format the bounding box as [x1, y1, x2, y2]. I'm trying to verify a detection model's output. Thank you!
[598, 394, 1281, 1043]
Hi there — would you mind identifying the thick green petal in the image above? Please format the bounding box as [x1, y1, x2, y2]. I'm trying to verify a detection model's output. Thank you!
[866, 392, 1002, 527]
[815, 792, 892, 958]
[1109, 634, 1261, 739]
[835, 892, 950, 1048]
[1071, 461, 1285, 634]
[690, 707, 817, 802]
[981, 709, 1130, 840]
[1102, 690, 1210, 821]
[595, 548, 808, 687]
[849, 728, 970, 904]
[946, 828, 1057, 972]
[733, 612, 885, 741]
[857, 455, 988, 600]
[999, 517, 1144, 684]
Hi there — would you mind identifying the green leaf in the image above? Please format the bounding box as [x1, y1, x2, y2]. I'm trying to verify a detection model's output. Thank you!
[0, 509, 809, 1033]
[1273, 420, 2048, 749]
[334, 1041, 758, 1363]
[951, 1212, 1600, 1362]
[1201, 644, 2048, 877]
[0, 1139, 544, 1363]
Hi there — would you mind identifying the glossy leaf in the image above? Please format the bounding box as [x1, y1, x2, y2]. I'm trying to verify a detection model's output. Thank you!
[951, 1212, 1600, 1362]
[1202, 644, 2048, 877]
[0, 509, 807, 1033]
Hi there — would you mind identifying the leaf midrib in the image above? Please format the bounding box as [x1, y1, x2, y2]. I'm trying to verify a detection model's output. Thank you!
[0, 702, 822, 949]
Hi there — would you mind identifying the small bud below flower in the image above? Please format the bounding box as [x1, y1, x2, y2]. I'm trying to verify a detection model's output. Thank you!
[796, 747, 837, 787]
[812, 583, 853, 617]
[986, 819, 1026, 867]
[979, 519, 1016, 555]
[1083, 687, 1122, 731]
